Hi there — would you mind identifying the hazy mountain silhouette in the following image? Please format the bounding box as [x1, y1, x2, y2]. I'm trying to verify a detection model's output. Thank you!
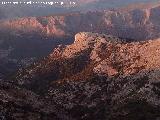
[0, 0, 159, 19]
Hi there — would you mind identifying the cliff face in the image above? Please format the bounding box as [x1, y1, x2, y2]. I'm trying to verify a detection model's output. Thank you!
[14, 32, 160, 84]
[1, 3, 160, 40]
[7, 32, 160, 120]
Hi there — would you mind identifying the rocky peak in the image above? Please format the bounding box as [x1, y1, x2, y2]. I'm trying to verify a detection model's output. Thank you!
[13, 32, 160, 84]
[62, 32, 122, 58]
[55, 32, 160, 77]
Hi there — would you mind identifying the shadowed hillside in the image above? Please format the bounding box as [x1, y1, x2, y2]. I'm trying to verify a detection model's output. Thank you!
[4, 32, 159, 120]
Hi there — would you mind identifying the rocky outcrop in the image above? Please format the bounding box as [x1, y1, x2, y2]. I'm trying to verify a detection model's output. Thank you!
[55, 32, 160, 76]
[13, 32, 160, 86]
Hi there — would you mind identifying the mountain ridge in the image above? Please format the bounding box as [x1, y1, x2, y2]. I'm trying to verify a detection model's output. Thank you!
[1, 2, 160, 41]
[6, 32, 160, 120]
[9, 31, 160, 93]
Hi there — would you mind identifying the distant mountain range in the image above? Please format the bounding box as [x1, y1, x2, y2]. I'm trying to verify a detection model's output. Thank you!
[0, 0, 160, 19]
